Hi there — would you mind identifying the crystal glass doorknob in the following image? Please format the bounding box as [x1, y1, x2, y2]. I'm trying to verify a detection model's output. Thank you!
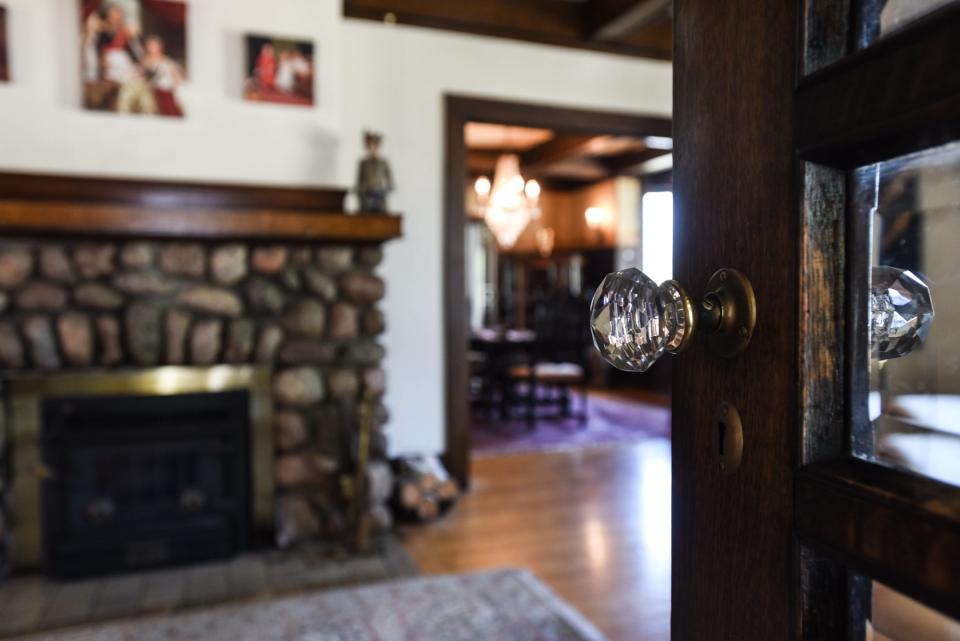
[870, 266, 934, 360]
[589, 265, 933, 374]
[590, 267, 757, 372]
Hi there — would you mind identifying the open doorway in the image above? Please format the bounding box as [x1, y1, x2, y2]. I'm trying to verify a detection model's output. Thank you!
[441, 96, 674, 487]
[398, 95, 676, 641]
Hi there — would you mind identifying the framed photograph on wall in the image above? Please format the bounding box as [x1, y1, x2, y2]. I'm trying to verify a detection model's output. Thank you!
[0, 6, 9, 82]
[244, 34, 315, 107]
[79, 0, 187, 117]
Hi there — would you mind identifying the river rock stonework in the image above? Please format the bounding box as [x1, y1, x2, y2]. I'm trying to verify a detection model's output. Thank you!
[0, 239, 390, 565]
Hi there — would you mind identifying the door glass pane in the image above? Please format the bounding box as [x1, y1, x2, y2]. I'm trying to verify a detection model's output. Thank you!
[853, 142, 960, 486]
[855, 0, 958, 49]
[869, 581, 960, 641]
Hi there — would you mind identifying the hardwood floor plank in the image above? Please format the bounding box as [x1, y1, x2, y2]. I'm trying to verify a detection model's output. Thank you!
[400, 440, 671, 641]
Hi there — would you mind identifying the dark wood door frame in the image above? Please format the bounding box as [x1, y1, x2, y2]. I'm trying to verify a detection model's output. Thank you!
[442, 94, 671, 487]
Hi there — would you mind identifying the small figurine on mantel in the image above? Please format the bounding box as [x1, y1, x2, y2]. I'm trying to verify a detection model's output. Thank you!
[355, 130, 394, 213]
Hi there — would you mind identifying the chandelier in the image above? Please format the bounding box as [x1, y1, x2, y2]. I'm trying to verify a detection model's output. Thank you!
[474, 154, 541, 249]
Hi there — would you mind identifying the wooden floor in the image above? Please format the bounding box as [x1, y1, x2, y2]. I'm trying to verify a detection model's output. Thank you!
[400, 441, 672, 641]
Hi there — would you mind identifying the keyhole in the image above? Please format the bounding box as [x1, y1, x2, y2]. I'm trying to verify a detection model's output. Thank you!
[717, 421, 726, 458]
[714, 402, 743, 475]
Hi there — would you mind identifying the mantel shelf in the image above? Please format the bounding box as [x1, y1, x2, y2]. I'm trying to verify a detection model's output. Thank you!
[0, 172, 401, 243]
[0, 201, 402, 243]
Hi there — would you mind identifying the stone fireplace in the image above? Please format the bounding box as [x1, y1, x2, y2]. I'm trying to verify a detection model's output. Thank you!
[0, 174, 402, 579]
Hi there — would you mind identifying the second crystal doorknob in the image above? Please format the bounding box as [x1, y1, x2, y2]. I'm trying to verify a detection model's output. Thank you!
[589, 268, 757, 372]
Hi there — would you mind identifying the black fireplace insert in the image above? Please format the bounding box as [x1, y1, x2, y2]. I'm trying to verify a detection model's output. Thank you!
[40, 391, 251, 579]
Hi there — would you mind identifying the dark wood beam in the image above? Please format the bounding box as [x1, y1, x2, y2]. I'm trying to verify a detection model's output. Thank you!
[521, 139, 671, 183]
[539, 177, 598, 192]
[586, 0, 672, 41]
[623, 16, 673, 53]
[343, 0, 672, 60]
[519, 134, 599, 174]
[345, 0, 580, 40]
[596, 147, 671, 174]
[466, 149, 505, 177]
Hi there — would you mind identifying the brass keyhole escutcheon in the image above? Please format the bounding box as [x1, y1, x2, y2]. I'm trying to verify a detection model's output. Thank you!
[716, 402, 743, 475]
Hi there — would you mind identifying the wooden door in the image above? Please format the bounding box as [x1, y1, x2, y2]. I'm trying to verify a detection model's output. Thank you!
[671, 1, 960, 640]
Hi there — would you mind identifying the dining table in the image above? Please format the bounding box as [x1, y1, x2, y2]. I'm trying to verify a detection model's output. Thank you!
[468, 327, 537, 418]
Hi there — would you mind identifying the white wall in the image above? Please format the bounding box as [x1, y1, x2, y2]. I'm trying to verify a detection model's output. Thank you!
[0, 0, 343, 182]
[0, 0, 671, 455]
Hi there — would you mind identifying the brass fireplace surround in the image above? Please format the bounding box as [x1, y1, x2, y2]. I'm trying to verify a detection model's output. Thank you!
[7, 366, 274, 568]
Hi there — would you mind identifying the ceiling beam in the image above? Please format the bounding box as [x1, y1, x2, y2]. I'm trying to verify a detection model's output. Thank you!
[586, 0, 672, 41]
[539, 177, 598, 192]
[629, 152, 674, 176]
[519, 134, 600, 174]
[472, 138, 673, 187]
[345, 0, 581, 41]
[343, 0, 672, 60]
[466, 149, 504, 177]
[595, 147, 671, 174]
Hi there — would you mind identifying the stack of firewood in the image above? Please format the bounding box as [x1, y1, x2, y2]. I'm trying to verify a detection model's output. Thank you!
[391, 455, 460, 522]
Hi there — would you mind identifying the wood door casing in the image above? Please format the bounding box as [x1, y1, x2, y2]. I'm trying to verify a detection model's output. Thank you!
[672, 1, 799, 640]
[442, 96, 671, 488]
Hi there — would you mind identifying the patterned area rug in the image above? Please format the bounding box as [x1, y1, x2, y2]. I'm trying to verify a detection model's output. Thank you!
[14, 570, 607, 641]
[472, 391, 670, 456]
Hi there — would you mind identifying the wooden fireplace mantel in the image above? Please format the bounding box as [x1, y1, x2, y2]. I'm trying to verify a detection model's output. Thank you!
[0, 202, 403, 243]
[0, 172, 402, 243]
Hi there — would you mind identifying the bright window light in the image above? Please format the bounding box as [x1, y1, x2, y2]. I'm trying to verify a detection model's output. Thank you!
[641, 191, 673, 285]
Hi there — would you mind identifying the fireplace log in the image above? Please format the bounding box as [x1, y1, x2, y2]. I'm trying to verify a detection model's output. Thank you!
[437, 478, 460, 503]
[394, 455, 457, 493]
[390, 455, 459, 522]
[416, 497, 440, 521]
[396, 481, 422, 509]
[404, 456, 460, 501]
[395, 458, 440, 493]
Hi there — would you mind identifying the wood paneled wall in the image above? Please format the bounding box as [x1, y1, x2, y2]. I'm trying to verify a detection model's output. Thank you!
[505, 179, 629, 255]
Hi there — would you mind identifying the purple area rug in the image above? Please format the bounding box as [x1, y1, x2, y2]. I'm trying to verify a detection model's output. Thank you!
[472, 392, 671, 457]
[15, 570, 607, 641]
